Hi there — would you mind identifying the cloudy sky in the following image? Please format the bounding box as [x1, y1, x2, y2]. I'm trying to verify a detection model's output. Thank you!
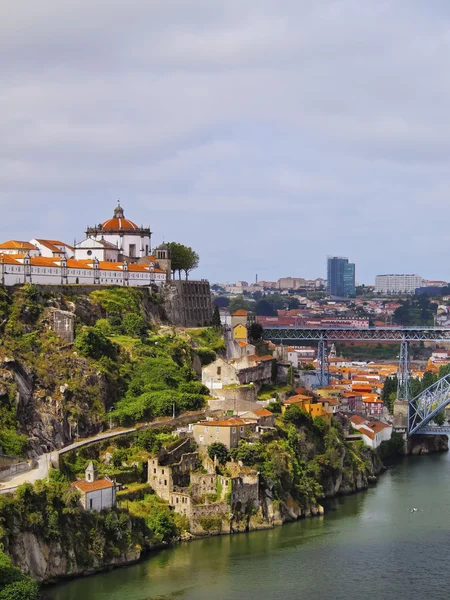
[2, 1, 450, 284]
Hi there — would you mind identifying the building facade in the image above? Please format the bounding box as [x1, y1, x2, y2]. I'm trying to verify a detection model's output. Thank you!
[327, 257, 355, 297]
[375, 274, 424, 294]
[72, 462, 117, 511]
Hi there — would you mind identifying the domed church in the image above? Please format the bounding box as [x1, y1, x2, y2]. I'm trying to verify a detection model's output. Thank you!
[84, 202, 151, 260]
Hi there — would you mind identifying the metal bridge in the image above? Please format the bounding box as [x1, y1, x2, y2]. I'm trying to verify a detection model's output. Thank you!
[263, 326, 450, 436]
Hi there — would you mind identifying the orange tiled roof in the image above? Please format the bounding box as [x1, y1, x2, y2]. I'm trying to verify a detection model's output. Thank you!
[254, 408, 273, 417]
[196, 418, 246, 427]
[0, 254, 21, 265]
[0, 240, 37, 250]
[232, 309, 248, 316]
[72, 479, 114, 493]
[359, 426, 375, 440]
[350, 415, 365, 425]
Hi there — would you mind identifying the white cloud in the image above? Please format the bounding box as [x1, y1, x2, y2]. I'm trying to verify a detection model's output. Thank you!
[1, 0, 450, 282]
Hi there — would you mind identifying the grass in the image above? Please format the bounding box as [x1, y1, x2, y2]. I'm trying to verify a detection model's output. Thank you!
[258, 384, 292, 400]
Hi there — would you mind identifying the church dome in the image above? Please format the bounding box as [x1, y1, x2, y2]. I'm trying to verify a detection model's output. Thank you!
[101, 203, 139, 231]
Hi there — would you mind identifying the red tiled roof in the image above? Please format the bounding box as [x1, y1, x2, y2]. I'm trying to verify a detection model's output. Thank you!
[102, 217, 139, 231]
[350, 415, 365, 425]
[254, 408, 273, 417]
[72, 479, 114, 493]
[196, 418, 246, 427]
[232, 310, 248, 316]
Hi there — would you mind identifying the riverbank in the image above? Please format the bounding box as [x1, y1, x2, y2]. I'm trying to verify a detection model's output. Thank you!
[44, 450, 450, 600]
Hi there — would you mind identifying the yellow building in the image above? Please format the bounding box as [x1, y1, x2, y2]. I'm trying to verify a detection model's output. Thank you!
[233, 323, 248, 342]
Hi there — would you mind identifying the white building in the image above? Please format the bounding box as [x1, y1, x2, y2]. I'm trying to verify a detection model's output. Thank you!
[0, 202, 171, 287]
[375, 274, 423, 295]
[72, 462, 117, 511]
[350, 416, 392, 449]
[84, 202, 151, 260]
[0, 254, 167, 287]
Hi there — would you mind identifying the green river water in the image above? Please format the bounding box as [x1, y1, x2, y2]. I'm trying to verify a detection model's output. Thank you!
[44, 451, 450, 600]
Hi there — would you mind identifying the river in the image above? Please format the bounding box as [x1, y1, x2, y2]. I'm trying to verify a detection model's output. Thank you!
[45, 451, 450, 600]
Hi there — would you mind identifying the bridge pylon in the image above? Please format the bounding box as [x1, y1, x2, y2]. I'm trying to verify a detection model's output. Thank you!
[317, 336, 329, 387]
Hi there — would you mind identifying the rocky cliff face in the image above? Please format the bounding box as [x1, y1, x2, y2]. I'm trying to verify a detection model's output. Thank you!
[406, 435, 449, 455]
[5, 523, 142, 583]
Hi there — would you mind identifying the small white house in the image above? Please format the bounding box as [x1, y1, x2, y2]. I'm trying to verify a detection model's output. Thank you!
[72, 462, 117, 511]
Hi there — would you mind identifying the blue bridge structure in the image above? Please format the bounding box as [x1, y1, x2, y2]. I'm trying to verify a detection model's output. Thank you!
[262, 326, 450, 437]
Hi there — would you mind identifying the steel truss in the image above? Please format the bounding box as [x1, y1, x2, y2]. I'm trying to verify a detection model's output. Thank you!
[263, 327, 450, 343]
[317, 337, 329, 387]
[397, 339, 410, 403]
[408, 374, 450, 436]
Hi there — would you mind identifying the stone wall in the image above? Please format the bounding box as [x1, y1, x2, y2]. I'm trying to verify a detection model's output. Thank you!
[208, 387, 258, 406]
[0, 461, 32, 481]
[190, 473, 217, 499]
[231, 473, 259, 511]
[190, 502, 231, 535]
[161, 280, 212, 327]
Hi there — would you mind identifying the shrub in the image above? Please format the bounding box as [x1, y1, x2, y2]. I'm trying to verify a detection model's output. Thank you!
[207, 442, 229, 465]
[121, 314, 148, 338]
[74, 327, 116, 360]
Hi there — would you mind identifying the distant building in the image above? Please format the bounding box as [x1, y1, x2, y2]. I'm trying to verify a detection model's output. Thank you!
[72, 462, 117, 511]
[375, 274, 423, 295]
[327, 257, 355, 297]
[192, 418, 250, 449]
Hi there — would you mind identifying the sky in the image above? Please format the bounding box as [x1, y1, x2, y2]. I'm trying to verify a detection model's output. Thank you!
[2, 1, 450, 285]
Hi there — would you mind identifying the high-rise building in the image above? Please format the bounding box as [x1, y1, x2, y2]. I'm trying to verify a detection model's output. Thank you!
[375, 274, 423, 294]
[327, 256, 356, 297]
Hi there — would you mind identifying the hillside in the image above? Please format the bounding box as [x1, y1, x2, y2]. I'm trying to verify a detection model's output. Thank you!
[0, 285, 218, 458]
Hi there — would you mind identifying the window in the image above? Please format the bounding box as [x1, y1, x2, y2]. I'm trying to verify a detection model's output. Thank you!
[199, 435, 204, 442]
[205, 427, 209, 433]
[153, 468, 156, 474]
[240, 427, 244, 433]
[216, 427, 219, 433]
[89, 499, 93, 509]
[162, 469, 164, 475]
[164, 480, 167, 486]
[87, 250, 92, 256]
[217, 366, 221, 376]
[129, 244, 136, 257]
[232, 427, 236, 433]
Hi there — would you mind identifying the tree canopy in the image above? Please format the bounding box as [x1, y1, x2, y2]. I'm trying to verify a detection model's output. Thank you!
[167, 242, 199, 280]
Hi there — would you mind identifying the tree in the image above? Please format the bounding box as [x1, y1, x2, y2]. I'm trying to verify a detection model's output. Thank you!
[382, 376, 398, 411]
[182, 246, 199, 280]
[229, 296, 252, 314]
[212, 305, 222, 328]
[121, 313, 148, 338]
[207, 441, 229, 464]
[213, 296, 229, 308]
[288, 298, 300, 310]
[74, 327, 116, 360]
[255, 300, 276, 316]
[249, 323, 263, 341]
[167, 242, 200, 280]
[421, 371, 437, 391]
[434, 411, 446, 426]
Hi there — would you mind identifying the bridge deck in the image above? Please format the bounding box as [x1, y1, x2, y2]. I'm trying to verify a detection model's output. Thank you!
[263, 326, 450, 342]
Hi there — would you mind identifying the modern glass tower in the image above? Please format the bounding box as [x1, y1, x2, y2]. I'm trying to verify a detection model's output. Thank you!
[327, 256, 356, 297]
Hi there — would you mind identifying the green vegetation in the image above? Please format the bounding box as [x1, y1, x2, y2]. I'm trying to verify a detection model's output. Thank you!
[207, 442, 229, 465]
[167, 242, 199, 280]
[128, 494, 184, 542]
[393, 297, 437, 327]
[257, 383, 291, 401]
[0, 552, 40, 600]
[336, 343, 400, 361]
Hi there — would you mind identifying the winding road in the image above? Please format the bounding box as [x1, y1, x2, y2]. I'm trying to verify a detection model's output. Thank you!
[0, 411, 205, 494]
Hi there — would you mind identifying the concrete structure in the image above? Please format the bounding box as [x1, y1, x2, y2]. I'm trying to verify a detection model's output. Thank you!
[161, 280, 212, 327]
[375, 274, 424, 295]
[327, 256, 355, 297]
[72, 462, 116, 511]
[202, 355, 273, 390]
[192, 418, 250, 449]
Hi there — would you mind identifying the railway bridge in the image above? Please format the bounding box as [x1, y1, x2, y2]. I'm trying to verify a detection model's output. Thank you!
[263, 326, 450, 436]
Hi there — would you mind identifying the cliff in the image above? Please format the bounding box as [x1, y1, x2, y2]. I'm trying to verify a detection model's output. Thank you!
[0, 285, 211, 458]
